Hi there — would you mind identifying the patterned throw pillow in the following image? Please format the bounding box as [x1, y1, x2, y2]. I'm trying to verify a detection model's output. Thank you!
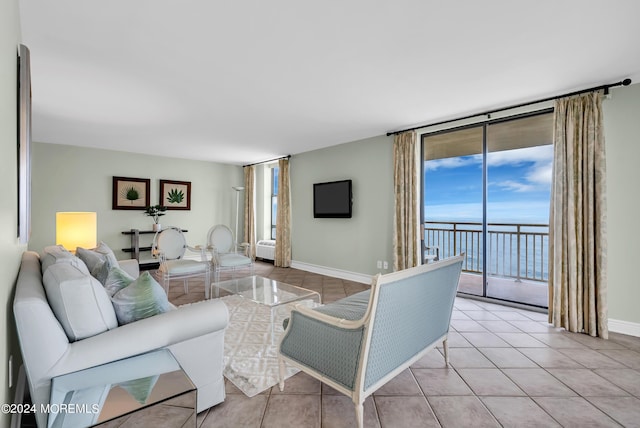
[111, 272, 172, 325]
[104, 266, 135, 297]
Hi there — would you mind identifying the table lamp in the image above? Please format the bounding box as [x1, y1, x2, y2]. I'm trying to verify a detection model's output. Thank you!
[56, 212, 97, 252]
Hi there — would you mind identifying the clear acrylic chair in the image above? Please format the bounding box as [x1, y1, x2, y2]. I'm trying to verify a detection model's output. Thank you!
[207, 224, 254, 284]
[152, 226, 211, 299]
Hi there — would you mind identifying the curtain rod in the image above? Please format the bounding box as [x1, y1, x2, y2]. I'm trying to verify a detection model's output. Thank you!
[386, 78, 632, 136]
[243, 154, 291, 168]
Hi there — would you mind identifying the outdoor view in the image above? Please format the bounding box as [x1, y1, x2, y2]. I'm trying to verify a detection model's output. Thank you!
[423, 112, 553, 307]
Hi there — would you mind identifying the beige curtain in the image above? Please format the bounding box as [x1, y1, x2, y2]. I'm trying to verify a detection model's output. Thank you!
[275, 158, 291, 267]
[393, 131, 420, 271]
[243, 165, 256, 259]
[549, 92, 608, 339]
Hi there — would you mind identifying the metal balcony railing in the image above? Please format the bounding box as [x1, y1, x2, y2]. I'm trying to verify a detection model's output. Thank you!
[424, 221, 549, 282]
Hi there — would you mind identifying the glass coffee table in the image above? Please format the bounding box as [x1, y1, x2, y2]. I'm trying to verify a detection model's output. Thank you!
[212, 275, 321, 341]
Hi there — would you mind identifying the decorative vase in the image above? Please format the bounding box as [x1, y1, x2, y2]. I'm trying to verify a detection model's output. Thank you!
[153, 223, 162, 232]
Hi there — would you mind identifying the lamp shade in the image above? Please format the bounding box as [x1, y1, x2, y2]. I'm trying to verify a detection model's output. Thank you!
[56, 212, 97, 251]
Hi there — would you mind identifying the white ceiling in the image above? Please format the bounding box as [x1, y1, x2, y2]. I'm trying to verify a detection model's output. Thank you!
[19, 0, 640, 165]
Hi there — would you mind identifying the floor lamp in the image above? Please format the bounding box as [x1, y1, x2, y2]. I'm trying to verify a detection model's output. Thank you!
[233, 186, 244, 243]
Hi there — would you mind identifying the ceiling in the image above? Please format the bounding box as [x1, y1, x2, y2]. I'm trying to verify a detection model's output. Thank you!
[19, 0, 640, 166]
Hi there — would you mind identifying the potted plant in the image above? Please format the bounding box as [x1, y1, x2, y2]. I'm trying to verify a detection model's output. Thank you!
[144, 205, 167, 231]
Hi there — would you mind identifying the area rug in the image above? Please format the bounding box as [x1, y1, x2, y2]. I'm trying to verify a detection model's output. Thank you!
[219, 294, 316, 397]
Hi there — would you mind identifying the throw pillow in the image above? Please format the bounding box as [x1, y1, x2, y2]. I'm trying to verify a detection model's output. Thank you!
[93, 241, 119, 268]
[43, 262, 118, 341]
[104, 266, 135, 297]
[40, 245, 90, 276]
[76, 243, 120, 285]
[76, 246, 104, 272]
[111, 272, 172, 325]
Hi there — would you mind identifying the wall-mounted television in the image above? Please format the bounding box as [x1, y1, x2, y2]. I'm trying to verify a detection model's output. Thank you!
[313, 179, 352, 218]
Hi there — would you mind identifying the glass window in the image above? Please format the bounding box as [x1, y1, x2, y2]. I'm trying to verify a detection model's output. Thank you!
[271, 167, 279, 239]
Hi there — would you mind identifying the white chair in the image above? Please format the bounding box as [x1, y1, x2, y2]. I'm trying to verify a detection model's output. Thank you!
[207, 224, 254, 283]
[152, 227, 211, 299]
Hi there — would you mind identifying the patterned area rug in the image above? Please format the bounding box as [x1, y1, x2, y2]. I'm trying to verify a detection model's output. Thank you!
[220, 294, 316, 397]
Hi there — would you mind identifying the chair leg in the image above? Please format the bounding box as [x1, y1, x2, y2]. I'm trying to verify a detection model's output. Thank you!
[204, 269, 210, 300]
[183, 279, 189, 295]
[278, 357, 286, 391]
[163, 273, 170, 296]
[443, 338, 450, 366]
[354, 402, 364, 428]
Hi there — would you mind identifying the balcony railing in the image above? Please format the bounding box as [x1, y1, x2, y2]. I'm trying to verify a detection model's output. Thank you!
[424, 221, 549, 282]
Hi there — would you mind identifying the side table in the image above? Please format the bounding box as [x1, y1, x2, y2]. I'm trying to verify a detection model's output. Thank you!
[49, 349, 196, 428]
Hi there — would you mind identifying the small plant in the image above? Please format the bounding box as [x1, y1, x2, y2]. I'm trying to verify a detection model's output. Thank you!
[121, 186, 140, 202]
[166, 188, 185, 204]
[144, 205, 167, 224]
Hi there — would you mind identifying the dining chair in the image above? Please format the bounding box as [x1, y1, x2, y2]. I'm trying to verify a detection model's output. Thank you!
[207, 224, 253, 284]
[152, 227, 211, 298]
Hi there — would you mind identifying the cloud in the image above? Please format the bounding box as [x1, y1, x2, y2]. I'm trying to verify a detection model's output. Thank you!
[525, 162, 552, 185]
[495, 180, 536, 192]
[490, 146, 553, 191]
[486, 145, 553, 167]
[424, 156, 480, 171]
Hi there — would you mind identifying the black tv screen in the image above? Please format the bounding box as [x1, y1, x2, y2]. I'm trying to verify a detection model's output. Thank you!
[313, 180, 352, 218]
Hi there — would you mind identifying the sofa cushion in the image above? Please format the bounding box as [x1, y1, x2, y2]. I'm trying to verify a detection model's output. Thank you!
[40, 245, 90, 276]
[43, 262, 118, 341]
[111, 272, 172, 325]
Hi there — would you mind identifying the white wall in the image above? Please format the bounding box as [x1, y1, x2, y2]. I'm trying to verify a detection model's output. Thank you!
[1, 0, 25, 424]
[290, 135, 395, 276]
[604, 82, 640, 329]
[29, 143, 243, 261]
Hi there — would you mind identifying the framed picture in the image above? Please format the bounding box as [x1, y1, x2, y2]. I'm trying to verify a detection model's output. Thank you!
[112, 176, 150, 210]
[160, 180, 191, 210]
[17, 45, 32, 244]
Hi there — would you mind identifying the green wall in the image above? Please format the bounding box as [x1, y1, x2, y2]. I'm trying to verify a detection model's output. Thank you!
[604, 82, 640, 326]
[0, 0, 24, 425]
[290, 135, 395, 276]
[29, 143, 243, 261]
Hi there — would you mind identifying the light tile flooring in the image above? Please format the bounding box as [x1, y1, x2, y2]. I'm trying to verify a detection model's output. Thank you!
[166, 262, 640, 428]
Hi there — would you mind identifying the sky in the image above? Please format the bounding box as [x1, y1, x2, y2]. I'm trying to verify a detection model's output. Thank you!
[424, 145, 553, 224]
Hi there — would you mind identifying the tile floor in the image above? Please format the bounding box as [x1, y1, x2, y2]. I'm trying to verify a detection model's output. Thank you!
[166, 262, 640, 428]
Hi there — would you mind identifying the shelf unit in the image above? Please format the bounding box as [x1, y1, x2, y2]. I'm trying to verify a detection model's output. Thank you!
[121, 229, 187, 270]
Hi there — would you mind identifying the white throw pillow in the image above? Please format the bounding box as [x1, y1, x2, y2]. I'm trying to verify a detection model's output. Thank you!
[40, 245, 90, 276]
[43, 262, 118, 341]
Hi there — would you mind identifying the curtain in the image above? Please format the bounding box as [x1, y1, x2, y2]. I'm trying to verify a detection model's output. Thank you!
[275, 158, 292, 267]
[549, 92, 608, 339]
[243, 165, 256, 259]
[393, 131, 420, 271]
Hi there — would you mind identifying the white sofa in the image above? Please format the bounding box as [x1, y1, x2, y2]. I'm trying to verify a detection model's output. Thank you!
[14, 249, 229, 428]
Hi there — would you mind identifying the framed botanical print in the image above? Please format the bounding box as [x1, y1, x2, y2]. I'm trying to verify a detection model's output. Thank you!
[112, 176, 150, 210]
[160, 180, 191, 210]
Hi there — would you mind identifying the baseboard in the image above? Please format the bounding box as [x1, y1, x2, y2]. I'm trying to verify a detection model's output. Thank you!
[609, 318, 640, 337]
[290, 261, 372, 284]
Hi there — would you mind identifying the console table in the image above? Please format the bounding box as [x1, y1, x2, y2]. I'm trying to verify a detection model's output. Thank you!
[49, 349, 196, 427]
[121, 229, 187, 270]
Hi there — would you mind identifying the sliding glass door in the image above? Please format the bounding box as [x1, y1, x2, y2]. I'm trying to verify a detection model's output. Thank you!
[423, 125, 484, 297]
[422, 111, 553, 307]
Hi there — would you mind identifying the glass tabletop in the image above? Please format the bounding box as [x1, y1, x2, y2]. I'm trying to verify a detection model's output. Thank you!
[213, 275, 320, 307]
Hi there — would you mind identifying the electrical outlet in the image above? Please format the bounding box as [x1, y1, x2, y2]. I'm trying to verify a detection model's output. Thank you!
[383, 261, 389, 269]
[376, 260, 382, 269]
[8, 355, 12, 388]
